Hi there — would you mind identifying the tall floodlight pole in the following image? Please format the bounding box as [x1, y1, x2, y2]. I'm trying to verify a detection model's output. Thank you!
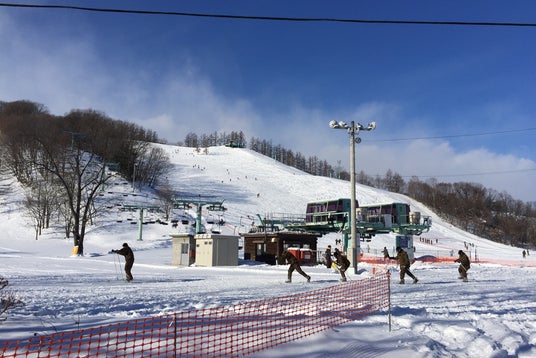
[349, 124, 358, 275]
[329, 120, 376, 274]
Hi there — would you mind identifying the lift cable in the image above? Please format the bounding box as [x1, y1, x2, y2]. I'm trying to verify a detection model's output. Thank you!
[370, 127, 536, 143]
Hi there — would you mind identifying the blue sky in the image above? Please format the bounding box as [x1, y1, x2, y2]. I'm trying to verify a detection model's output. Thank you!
[1, 1, 536, 201]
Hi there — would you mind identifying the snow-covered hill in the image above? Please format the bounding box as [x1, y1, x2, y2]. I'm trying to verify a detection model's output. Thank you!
[1, 144, 535, 357]
[155, 144, 528, 263]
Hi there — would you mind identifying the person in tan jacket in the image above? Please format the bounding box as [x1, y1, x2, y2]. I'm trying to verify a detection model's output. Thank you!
[281, 250, 311, 283]
[455, 250, 470, 282]
[389, 246, 418, 284]
[333, 248, 350, 282]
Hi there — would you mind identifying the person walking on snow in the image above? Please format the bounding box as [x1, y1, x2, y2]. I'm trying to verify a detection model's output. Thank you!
[383, 247, 389, 261]
[333, 248, 350, 282]
[389, 247, 418, 284]
[281, 250, 310, 283]
[112, 243, 134, 282]
[455, 250, 470, 282]
[324, 245, 333, 269]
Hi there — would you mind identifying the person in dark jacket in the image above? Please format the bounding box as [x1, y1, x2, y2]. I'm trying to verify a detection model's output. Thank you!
[383, 247, 390, 261]
[281, 250, 310, 283]
[324, 245, 333, 269]
[333, 248, 350, 282]
[389, 247, 418, 284]
[112, 243, 134, 282]
[454, 250, 470, 282]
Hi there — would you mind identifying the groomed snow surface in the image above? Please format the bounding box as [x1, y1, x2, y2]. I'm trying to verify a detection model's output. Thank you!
[1, 145, 535, 357]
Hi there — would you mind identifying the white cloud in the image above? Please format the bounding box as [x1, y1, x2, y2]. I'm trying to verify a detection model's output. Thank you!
[1, 12, 535, 202]
[357, 140, 536, 201]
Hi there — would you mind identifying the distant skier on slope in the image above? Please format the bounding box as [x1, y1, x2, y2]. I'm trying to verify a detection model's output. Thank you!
[389, 247, 418, 284]
[112, 243, 135, 282]
[454, 250, 470, 282]
[333, 248, 350, 282]
[281, 250, 311, 283]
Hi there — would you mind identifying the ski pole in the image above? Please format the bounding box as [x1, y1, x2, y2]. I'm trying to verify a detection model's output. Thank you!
[113, 252, 120, 280]
[113, 252, 124, 281]
[118, 255, 125, 280]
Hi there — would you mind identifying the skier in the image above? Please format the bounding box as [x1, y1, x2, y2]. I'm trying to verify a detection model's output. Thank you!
[389, 247, 418, 284]
[333, 248, 350, 282]
[454, 250, 470, 282]
[324, 245, 333, 269]
[383, 246, 389, 260]
[112, 243, 135, 282]
[281, 250, 311, 283]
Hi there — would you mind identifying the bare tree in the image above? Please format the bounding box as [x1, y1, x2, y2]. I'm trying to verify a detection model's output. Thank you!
[23, 167, 62, 240]
[156, 178, 175, 221]
[0, 277, 24, 321]
[138, 146, 171, 188]
[1, 101, 170, 253]
[33, 122, 114, 255]
[25, 190, 45, 240]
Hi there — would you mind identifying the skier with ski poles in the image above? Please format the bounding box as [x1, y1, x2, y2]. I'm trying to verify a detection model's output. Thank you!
[389, 247, 418, 284]
[112, 243, 135, 282]
[454, 249, 470, 282]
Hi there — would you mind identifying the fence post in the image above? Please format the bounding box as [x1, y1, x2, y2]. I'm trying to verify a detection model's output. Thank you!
[387, 270, 392, 332]
[173, 315, 177, 358]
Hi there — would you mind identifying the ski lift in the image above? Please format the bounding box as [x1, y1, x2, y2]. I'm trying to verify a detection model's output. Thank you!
[206, 214, 216, 225]
[207, 203, 227, 212]
[218, 216, 225, 226]
[175, 202, 191, 209]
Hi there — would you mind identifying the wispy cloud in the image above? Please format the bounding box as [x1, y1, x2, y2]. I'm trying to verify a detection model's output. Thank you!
[1, 11, 535, 202]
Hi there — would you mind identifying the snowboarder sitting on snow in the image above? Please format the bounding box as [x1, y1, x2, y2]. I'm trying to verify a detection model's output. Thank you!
[112, 243, 134, 282]
[389, 247, 418, 284]
[281, 250, 311, 283]
[454, 250, 470, 282]
[333, 248, 350, 282]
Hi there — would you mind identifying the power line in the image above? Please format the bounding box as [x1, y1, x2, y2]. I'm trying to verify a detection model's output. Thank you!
[370, 127, 536, 143]
[397, 167, 536, 179]
[2, 2, 536, 28]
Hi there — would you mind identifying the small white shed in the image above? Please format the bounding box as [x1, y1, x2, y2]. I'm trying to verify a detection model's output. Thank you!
[195, 233, 239, 267]
[170, 233, 195, 266]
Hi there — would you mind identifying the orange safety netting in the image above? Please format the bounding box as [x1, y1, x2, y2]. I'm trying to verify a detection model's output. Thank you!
[1, 272, 390, 357]
[365, 255, 536, 266]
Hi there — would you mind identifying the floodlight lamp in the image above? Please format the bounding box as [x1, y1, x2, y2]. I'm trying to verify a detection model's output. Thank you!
[368, 121, 376, 131]
[338, 121, 347, 128]
[355, 137, 362, 144]
[329, 120, 339, 129]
